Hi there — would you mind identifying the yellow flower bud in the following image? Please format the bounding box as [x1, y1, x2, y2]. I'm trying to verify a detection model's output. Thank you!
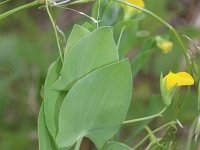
[156, 36, 173, 54]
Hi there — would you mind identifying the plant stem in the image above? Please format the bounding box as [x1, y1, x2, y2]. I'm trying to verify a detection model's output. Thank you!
[145, 126, 156, 142]
[117, 26, 126, 50]
[186, 117, 197, 150]
[113, 0, 191, 73]
[74, 137, 83, 150]
[0, 0, 40, 21]
[133, 121, 176, 149]
[123, 107, 167, 125]
[0, 0, 10, 5]
[46, 0, 64, 64]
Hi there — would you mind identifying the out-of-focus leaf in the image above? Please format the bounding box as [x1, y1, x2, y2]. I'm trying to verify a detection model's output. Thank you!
[114, 19, 139, 58]
[198, 81, 200, 110]
[0, 80, 10, 113]
[195, 115, 200, 142]
[131, 49, 155, 79]
[169, 90, 197, 122]
[56, 59, 132, 149]
[100, 2, 120, 26]
[102, 141, 131, 150]
[52, 27, 119, 90]
[180, 26, 200, 38]
[130, 38, 156, 78]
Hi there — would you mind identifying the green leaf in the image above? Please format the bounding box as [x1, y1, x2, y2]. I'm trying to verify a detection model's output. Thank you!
[64, 24, 90, 56]
[38, 103, 58, 150]
[100, 2, 120, 26]
[102, 141, 132, 150]
[43, 59, 66, 138]
[52, 27, 119, 90]
[82, 22, 95, 32]
[56, 59, 132, 149]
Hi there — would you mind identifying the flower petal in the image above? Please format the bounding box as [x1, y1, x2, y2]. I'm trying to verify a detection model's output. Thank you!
[164, 72, 177, 89]
[127, 0, 145, 7]
[175, 72, 194, 86]
[164, 72, 194, 90]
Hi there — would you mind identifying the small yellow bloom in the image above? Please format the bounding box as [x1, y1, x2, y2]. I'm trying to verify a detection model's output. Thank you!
[122, 0, 145, 20]
[126, 0, 145, 7]
[157, 41, 173, 54]
[164, 72, 194, 90]
[156, 36, 173, 54]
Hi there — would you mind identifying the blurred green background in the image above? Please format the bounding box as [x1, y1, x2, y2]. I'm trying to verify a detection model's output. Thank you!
[0, 0, 200, 149]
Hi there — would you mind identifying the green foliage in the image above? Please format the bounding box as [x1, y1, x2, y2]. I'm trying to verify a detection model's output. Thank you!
[1, 0, 200, 149]
[64, 24, 90, 56]
[52, 27, 119, 90]
[131, 48, 154, 79]
[99, 2, 120, 26]
[39, 24, 132, 149]
[43, 59, 63, 138]
[56, 60, 132, 148]
[102, 141, 131, 150]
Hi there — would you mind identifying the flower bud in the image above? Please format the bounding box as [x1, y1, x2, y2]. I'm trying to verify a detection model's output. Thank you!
[156, 36, 173, 54]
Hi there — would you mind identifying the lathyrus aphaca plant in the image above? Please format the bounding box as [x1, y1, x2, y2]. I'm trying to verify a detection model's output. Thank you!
[38, 25, 133, 150]
[0, 0, 199, 149]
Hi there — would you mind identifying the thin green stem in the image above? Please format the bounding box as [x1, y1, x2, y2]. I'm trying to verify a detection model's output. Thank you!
[186, 117, 197, 150]
[123, 107, 167, 125]
[0, 0, 40, 21]
[57, 6, 98, 24]
[113, 0, 191, 73]
[133, 121, 176, 149]
[117, 26, 126, 50]
[144, 142, 154, 150]
[145, 126, 157, 143]
[0, 0, 10, 5]
[96, 0, 100, 27]
[46, 0, 64, 64]
[74, 137, 83, 150]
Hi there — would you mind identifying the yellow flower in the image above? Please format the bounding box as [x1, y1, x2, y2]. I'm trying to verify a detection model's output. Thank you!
[156, 36, 173, 54]
[126, 0, 145, 7]
[122, 0, 145, 20]
[160, 72, 194, 106]
[157, 41, 173, 54]
[164, 72, 194, 90]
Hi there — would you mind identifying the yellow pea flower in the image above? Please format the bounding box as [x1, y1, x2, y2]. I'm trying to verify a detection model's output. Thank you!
[122, 0, 145, 20]
[164, 72, 194, 90]
[156, 36, 173, 54]
[160, 72, 194, 106]
[157, 41, 173, 54]
[126, 0, 145, 7]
